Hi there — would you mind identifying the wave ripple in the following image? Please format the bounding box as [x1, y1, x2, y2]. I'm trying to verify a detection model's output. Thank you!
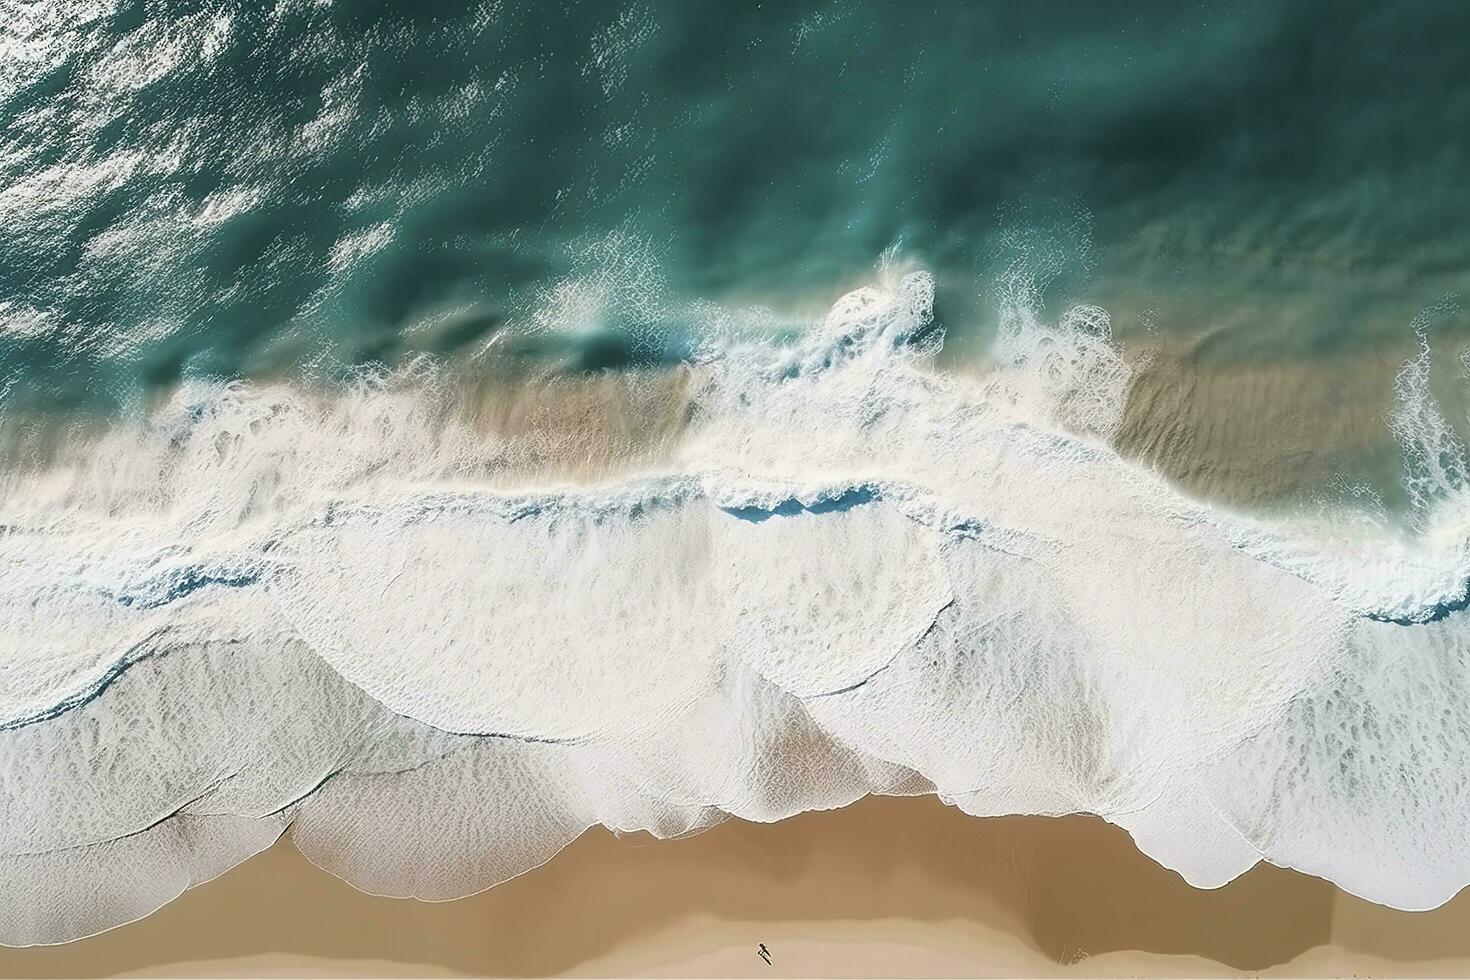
[4, 272, 1470, 943]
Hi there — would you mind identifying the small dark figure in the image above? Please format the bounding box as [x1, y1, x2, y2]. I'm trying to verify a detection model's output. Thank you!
[757, 943, 772, 966]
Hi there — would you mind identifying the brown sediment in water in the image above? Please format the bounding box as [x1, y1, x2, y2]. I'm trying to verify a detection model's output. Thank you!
[1114, 346, 1408, 507]
[6, 330, 1430, 509]
[3, 795, 1469, 978]
[456, 364, 696, 483]
[0, 364, 701, 508]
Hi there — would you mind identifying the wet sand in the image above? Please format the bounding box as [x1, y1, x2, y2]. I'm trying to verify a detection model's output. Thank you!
[3, 795, 1469, 978]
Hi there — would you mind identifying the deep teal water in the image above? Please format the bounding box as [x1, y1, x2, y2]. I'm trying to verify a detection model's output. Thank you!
[2, 0, 1467, 415]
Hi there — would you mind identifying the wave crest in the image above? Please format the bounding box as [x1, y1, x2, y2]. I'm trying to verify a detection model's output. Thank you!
[5, 272, 1470, 943]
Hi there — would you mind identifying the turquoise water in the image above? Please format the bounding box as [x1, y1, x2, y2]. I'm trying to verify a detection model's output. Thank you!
[4, 0, 1467, 416]
[11, 2, 1470, 949]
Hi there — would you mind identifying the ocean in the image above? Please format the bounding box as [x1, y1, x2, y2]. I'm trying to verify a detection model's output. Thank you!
[2, 0, 1470, 945]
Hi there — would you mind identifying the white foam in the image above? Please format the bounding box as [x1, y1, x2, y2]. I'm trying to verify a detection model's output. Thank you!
[0, 812, 289, 947]
[5, 270, 1470, 943]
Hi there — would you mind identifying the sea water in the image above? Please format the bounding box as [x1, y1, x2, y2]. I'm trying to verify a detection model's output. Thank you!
[2, 0, 1470, 945]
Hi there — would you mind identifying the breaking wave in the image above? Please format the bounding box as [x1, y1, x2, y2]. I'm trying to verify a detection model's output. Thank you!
[4, 270, 1470, 944]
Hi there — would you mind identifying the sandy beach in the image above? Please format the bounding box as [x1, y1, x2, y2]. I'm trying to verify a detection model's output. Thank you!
[3, 794, 1468, 978]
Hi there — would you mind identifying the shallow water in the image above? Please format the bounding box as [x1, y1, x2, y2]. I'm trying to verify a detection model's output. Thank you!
[3, 0, 1470, 947]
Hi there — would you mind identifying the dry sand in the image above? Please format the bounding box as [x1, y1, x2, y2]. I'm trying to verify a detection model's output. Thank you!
[3, 795, 1469, 978]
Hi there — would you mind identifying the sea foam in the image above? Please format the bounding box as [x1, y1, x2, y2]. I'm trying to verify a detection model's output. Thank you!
[3, 270, 1470, 944]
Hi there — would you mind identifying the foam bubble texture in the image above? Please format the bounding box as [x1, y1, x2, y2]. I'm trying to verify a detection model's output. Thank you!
[4, 272, 1470, 943]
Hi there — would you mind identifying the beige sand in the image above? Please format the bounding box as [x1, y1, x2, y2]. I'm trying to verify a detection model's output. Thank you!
[3, 795, 1468, 978]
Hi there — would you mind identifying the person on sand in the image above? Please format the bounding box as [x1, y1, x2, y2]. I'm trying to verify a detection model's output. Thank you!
[758, 943, 771, 965]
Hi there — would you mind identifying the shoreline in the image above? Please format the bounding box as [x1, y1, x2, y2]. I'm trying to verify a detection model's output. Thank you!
[4, 795, 1470, 978]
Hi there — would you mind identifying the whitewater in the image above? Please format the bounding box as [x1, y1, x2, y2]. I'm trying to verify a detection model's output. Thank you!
[3, 269, 1470, 945]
